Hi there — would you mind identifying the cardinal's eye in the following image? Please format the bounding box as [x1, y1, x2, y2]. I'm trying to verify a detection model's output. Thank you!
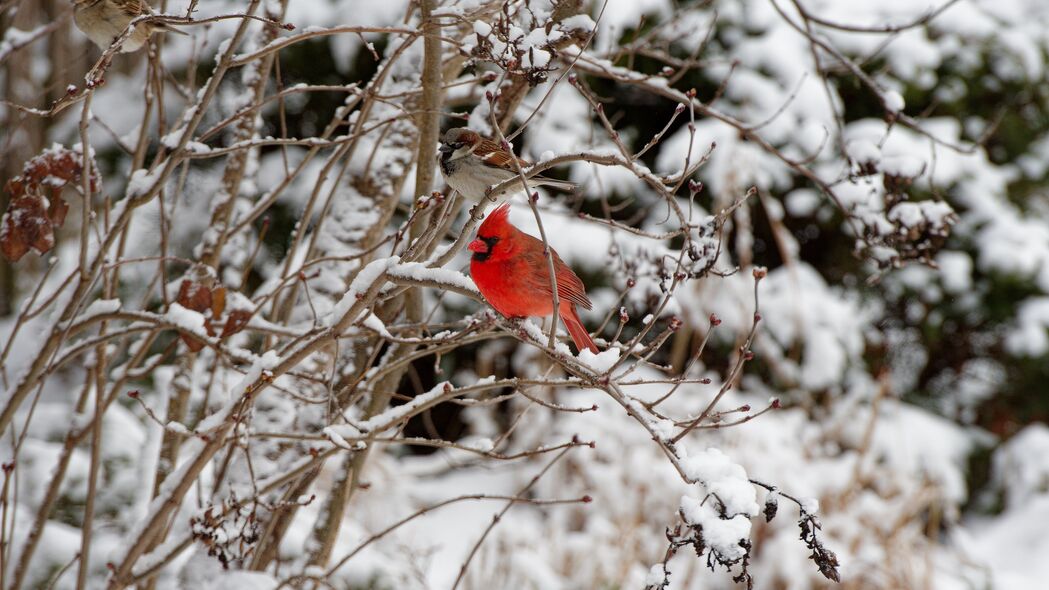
[482, 236, 499, 249]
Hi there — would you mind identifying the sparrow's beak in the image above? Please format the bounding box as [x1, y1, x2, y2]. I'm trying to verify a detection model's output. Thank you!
[468, 238, 487, 253]
[438, 143, 453, 163]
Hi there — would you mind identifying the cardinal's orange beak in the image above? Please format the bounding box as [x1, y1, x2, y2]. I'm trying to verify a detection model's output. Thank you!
[468, 238, 487, 253]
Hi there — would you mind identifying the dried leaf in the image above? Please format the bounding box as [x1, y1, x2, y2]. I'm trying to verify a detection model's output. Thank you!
[176, 279, 213, 313]
[220, 309, 252, 338]
[1, 195, 56, 262]
[1, 146, 101, 262]
[211, 287, 227, 317]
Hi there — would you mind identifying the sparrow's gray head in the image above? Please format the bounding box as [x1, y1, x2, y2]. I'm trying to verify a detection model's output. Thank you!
[439, 128, 479, 162]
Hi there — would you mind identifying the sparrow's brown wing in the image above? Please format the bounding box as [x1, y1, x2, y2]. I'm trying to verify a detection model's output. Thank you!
[115, 0, 188, 33]
[476, 136, 532, 170]
[113, 0, 149, 17]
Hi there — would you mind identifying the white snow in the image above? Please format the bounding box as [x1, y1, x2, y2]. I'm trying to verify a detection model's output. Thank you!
[577, 347, 620, 372]
[165, 302, 206, 333]
[79, 298, 121, 319]
[560, 14, 597, 32]
[326, 381, 456, 437]
[883, 90, 905, 113]
[326, 256, 399, 325]
[127, 168, 159, 198]
[386, 261, 478, 294]
[680, 494, 753, 561]
[679, 446, 759, 518]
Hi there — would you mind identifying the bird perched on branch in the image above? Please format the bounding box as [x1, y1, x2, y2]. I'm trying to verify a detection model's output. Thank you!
[469, 202, 598, 354]
[438, 128, 575, 201]
[73, 0, 187, 53]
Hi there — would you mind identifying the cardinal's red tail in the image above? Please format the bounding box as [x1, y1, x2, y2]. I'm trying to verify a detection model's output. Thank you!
[560, 304, 598, 354]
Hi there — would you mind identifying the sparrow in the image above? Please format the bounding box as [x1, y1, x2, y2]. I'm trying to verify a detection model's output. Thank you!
[469, 202, 598, 354]
[73, 0, 187, 53]
[438, 128, 575, 200]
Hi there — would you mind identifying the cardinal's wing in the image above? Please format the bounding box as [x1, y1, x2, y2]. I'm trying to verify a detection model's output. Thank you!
[521, 244, 592, 311]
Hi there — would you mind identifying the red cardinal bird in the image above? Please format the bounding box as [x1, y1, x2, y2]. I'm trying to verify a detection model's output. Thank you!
[469, 203, 598, 354]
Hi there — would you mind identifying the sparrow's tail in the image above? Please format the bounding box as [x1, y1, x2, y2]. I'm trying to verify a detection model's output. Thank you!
[560, 305, 598, 354]
[154, 23, 190, 36]
[533, 175, 576, 192]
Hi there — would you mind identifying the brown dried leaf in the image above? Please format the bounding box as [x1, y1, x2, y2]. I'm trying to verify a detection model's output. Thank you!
[176, 279, 213, 314]
[220, 309, 252, 338]
[1, 195, 56, 262]
[174, 280, 215, 351]
[4, 146, 99, 200]
[0, 214, 29, 262]
[211, 287, 227, 317]
[2, 146, 101, 262]
[180, 333, 206, 353]
[49, 196, 69, 227]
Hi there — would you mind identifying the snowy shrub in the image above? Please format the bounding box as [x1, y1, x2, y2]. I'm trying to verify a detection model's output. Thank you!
[1, 0, 1046, 588]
